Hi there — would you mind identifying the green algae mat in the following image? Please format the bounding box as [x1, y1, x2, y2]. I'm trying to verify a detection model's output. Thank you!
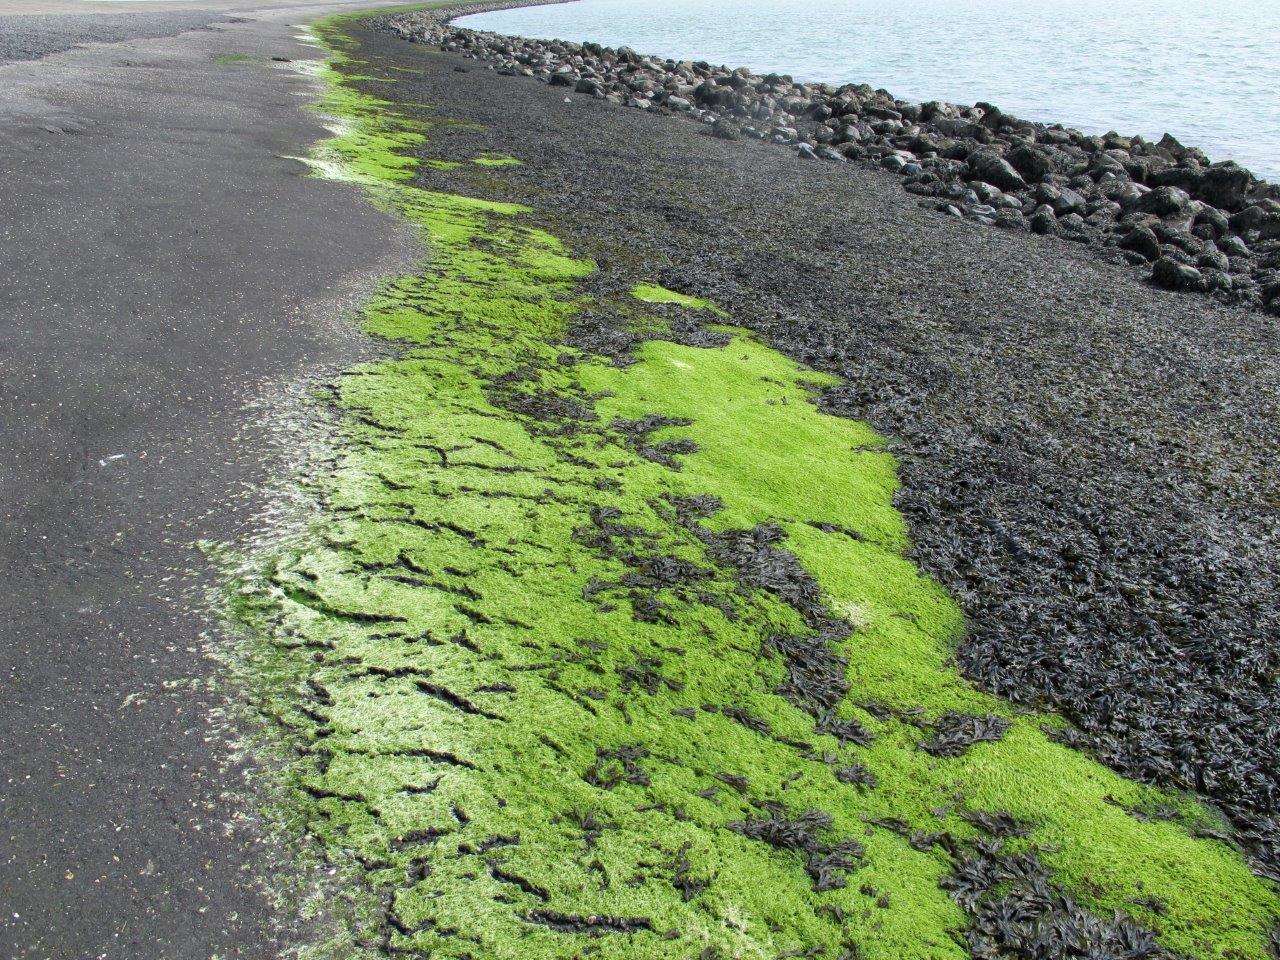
[224, 14, 1280, 959]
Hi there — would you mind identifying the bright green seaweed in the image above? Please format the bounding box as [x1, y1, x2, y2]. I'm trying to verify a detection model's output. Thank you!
[229, 14, 1280, 960]
[472, 153, 523, 167]
[630, 282, 728, 317]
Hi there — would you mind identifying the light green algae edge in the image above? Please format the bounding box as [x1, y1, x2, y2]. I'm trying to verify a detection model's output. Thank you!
[472, 153, 523, 167]
[631, 282, 729, 317]
[226, 13, 1280, 960]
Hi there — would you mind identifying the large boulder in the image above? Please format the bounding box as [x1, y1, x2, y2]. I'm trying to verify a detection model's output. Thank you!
[1111, 181, 1151, 209]
[1058, 187, 1088, 215]
[1194, 205, 1230, 237]
[1035, 183, 1085, 216]
[1221, 235, 1252, 258]
[710, 117, 741, 140]
[1196, 161, 1253, 210]
[995, 208, 1027, 230]
[1229, 200, 1280, 235]
[967, 148, 1027, 191]
[1197, 248, 1230, 272]
[1152, 219, 1204, 254]
[1150, 166, 1201, 193]
[933, 115, 982, 139]
[1007, 143, 1053, 182]
[1090, 152, 1128, 178]
[1229, 203, 1268, 233]
[1119, 226, 1162, 262]
[1137, 185, 1192, 217]
[1029, 204, 1057, 234]
[1151, 256, 1207, 291]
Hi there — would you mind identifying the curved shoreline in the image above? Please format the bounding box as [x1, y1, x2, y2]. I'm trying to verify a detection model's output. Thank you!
[224, 11, 1280, 958]
[449, 0, 1280, 185]
[386, 2, 1280, 316]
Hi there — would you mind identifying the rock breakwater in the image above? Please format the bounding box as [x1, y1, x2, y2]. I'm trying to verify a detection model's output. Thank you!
[385, 6, 1280, 315]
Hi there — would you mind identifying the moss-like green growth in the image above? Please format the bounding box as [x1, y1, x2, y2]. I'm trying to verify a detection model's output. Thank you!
[472, 153, 523, 167]
[631, 282, 728, 317]
[228, 13, 1280, 960]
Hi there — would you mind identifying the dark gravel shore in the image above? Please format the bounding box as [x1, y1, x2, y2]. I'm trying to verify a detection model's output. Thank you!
[356, 14, 1280, 878]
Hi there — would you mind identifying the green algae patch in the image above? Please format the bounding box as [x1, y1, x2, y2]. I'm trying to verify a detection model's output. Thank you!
[227, 13, 1280, 960]
[472, 153, 523, 167]
[576, 329, 1279, 960]
[631, 281, 729, 317]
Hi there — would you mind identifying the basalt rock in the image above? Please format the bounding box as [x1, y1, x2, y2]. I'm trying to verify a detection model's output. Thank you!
[1119, 226, 1162, 262]
[1152, 256, 1207, 291]
[1198, 161, 1254, 211]
[967, 147, 1027, 192]
[1138, 185, 1192, 217]
[1007, 142, 1055, 181]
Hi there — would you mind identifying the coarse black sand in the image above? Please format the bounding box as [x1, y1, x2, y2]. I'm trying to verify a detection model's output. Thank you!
[0, 6, 414, 957]
[0, 9, 221, 64]
[356, 14, 1280, 877]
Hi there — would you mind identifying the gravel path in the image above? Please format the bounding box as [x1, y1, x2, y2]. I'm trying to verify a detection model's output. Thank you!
[360, 15, 1280, 878]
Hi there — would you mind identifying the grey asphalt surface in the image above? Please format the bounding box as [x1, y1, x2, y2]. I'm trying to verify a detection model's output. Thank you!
[0, 4, 419, 957]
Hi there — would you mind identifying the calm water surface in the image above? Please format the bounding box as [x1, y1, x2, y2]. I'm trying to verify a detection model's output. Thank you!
[459, 0, 1280, 181]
